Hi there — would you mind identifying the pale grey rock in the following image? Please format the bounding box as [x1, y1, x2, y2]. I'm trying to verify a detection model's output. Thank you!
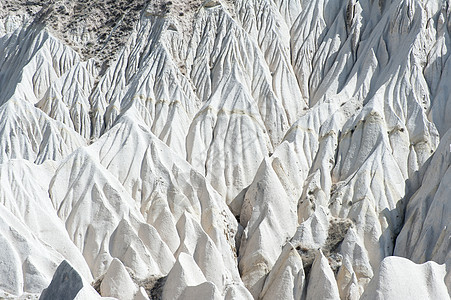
[40, 260, 111, 300]
[134, 287, 150, 300]
[39, 260, 84, 300]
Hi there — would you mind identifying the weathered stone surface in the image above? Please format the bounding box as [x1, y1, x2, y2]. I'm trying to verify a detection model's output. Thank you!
[0, 0, 450, 299]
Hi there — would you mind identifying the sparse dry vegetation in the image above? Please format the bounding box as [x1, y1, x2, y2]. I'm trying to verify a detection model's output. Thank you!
[1, 0, 147, 64]
[92, 272, 167, 299]
[295, 217, 353, 276]
[1, 0, 234, 67]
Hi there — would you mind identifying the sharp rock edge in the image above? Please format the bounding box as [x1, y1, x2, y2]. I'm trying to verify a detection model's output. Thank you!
[0, 0, 450, 299]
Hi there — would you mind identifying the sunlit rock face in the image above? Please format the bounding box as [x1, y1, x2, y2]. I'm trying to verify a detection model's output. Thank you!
[0, 0, 450, 299]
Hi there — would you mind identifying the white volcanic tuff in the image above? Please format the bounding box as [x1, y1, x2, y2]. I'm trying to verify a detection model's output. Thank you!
[330, 103, 407, 268]
[237, 100, 344, 296]
[174, 212, 238, 292]
[293, 98, 425, 296]
[0, 101, 246, 297]
[0, 26, 92, 153]
[291, 206, 330, 250]
[0, 23, 97, 140]
[162, 252, 220, 300]
[429, 57, 451, 137]
[185, 4, 310, 206]
[336, 226, 374, 296]
[235, 0, 306, 123]
[87, 113, 248, 292]
[258, 242, 306, 300]
[163, 252, 252, 300]
[236, 0, 443, 297]
[49, 144, 179, 280]
[311, 0, 440, 174]
[290, 0, 325, 103]
[187, 79, 273, 211]
[271, 0, 302, 27]
[361, 256, 451, 300]
[94, 15, 200, 157]
[0, 24, 81, 105]
[37, 60, 97, 140]
[290, 0, 438, 131]
[238, 156, 298, 297]
[163, 242, 252, 299]
[291, 0, 388, 105]
[327, 87, 436, 289]
[100, 258, 138, 299]
[426, 2, 451, 137]
[91, 113, 238, 251]
[0, 0, 451, 299]
[305, 250, 340, 300]
[0, 160, 92, 296]
[395, 128, 451, 264]
[289, 0, 363, 105]
[295, 101, 349, 223]
[237, 75, 434, 297]
[187, 3, 304, 143]
[289, 206, 371, 300]
[309, 0, 445, 283]
[0, 204, 55, 296]
[188, 29, 268, 200]
[0, 99, 85, 164]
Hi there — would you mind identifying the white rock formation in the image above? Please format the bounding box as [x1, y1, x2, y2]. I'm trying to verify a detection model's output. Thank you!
[0, 0, 450, 299]
[394, 128, 451, 265]
[100, 259, 138, 299]
[305, 250, 340, 300]
[361, 256, 451, 300]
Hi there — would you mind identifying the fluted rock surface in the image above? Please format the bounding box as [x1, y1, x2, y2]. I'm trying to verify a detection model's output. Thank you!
[0, 0, 450, 299]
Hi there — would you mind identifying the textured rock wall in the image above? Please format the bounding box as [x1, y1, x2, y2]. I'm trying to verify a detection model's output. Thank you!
[0, 0, 450, 299]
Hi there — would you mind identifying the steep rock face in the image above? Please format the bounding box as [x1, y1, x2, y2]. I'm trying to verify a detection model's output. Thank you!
[39, 261, 103, 300]
[395, 128, 451, 264]
[0, 0, 450, 299]
[0, 99, 85, 164]
[0, 160, 92, 297]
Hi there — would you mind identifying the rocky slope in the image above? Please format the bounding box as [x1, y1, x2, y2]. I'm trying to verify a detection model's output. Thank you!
[0, 0, 450, 299]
